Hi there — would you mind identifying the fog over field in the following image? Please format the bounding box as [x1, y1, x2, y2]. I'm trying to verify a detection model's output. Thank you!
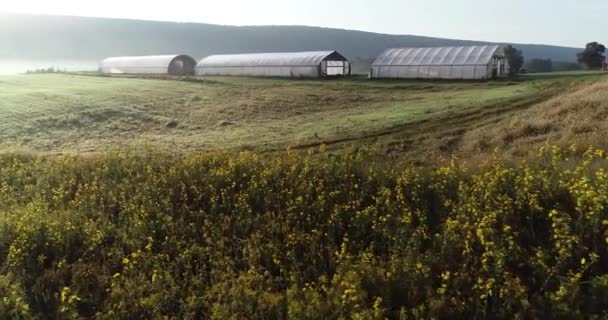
[0, 59, 97, 74]
[0, 13, 583, 69]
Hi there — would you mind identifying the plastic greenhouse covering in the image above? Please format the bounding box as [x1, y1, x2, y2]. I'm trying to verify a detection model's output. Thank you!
[99, 55, 197, 75]
[370, 45, 505, 80]
[196, 51, 350, 78]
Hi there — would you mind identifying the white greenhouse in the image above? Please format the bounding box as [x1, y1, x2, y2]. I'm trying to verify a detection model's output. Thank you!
[99, 55, 197, 75]
[370, 45, 508, 80]
[196, 51, 351, 78]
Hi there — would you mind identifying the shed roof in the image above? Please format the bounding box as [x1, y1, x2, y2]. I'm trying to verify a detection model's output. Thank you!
[372, 45, 501, 67]
[197, 51, 348, 68]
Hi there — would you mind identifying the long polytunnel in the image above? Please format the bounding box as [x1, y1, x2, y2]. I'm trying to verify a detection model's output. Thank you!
[196, 51, 351, 78]
[370, 45, 508, 80]
[99, 55, 197, 75]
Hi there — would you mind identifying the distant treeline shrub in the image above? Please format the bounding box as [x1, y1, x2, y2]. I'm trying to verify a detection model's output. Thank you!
[522, 60, 583, 74]
[25, 67, 66, 74]
[1, 147, 608, 319]
[523, 59, 587, 74]
[524, 58, 554, 73]
[553, 61, 584, 72]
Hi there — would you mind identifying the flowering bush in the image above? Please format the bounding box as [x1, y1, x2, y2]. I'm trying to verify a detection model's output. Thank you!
[0, 147, 607, 319]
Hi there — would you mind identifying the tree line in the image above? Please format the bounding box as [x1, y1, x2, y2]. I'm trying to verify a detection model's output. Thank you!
[504, 41, 606, 75]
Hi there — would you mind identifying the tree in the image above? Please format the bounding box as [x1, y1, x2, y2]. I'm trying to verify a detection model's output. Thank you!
[577, 42, 606, 69]
[504, 45, 524, 76]
[524, 58, 553, 73]
[553, 61, 582, 72]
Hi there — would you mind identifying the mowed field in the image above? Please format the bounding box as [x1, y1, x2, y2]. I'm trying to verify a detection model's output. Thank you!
[0, 72, 606, 159]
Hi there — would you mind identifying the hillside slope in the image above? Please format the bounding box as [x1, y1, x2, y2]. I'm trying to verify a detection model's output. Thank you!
[0, 72, 605, 161]
[0, 74, 536, 153]
[0, 13, 581, 68]
[345, 72, 608, 162]
[461, 73, 608, 156]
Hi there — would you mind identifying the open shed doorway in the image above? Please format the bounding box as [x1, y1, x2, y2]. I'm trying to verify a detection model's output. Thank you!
[320, 51, 351, 77]
[492, 56, 507, 78]
[324, 61, 351, 76]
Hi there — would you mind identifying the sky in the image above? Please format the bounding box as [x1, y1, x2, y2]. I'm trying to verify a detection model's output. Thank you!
[1, 0, 605, 47]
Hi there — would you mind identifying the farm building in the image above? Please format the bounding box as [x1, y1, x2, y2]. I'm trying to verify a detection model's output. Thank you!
[99, 55, 197, 75]
[196, 51, 351, 78]
[370, 45, 508, 80]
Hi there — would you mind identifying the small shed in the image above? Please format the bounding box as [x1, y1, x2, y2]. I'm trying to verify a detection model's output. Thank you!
[370, 45, 509, 80]
[196, 51, 351, 78]
[99, 55, 197, 75]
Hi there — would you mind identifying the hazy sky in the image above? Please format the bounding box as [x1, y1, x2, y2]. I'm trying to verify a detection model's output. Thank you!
[2, 0, 605, 47]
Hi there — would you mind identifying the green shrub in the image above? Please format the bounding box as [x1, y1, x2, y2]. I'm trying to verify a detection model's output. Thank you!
[0, 147, 608, 319]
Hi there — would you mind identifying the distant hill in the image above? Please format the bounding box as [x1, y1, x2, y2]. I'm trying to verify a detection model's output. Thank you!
[0, 13, 582, 73]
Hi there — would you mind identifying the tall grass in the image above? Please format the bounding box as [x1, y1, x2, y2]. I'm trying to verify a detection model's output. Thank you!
[1, 147, 608, 319]
[461, 77, 608, 160]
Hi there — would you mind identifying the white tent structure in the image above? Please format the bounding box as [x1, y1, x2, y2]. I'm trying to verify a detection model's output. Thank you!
[196, 51, 351, 78]
[370, 45, 508, 80]
[99, 55, 197, 75]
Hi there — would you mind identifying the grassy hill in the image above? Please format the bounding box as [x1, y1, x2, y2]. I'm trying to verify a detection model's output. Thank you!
[0, 13, 582, 73]
[0, 72, 606, 162]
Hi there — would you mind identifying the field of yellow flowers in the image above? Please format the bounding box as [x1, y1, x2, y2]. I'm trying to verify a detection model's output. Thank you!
[1, 147, 608, 319]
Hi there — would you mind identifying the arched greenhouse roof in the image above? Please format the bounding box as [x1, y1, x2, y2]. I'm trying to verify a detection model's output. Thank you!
[197, 51, 348, 68]
[99, 55, 196, 74]
[372, 45, 502, 67]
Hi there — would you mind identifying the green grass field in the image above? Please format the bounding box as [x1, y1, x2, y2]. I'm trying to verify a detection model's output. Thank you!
[1, 72, 605, 159]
